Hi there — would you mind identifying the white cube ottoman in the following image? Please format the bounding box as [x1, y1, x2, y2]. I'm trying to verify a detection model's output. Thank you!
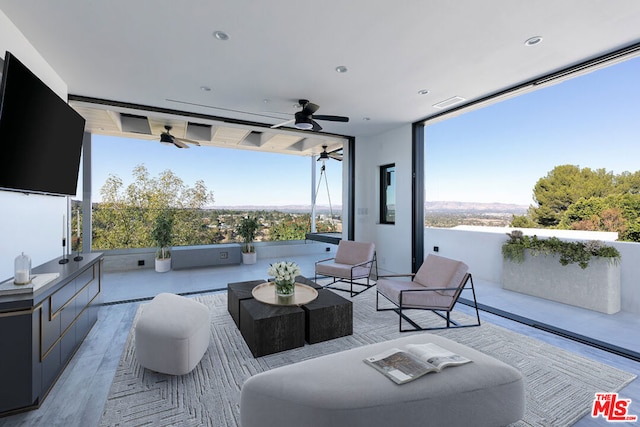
[241, 333, 524, 427]
[135, 293, 210, 375]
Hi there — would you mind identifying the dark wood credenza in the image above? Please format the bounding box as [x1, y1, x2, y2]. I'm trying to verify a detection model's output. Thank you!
[0, 253, 103, 416]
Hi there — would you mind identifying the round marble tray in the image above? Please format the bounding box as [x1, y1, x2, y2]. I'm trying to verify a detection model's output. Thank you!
[251, 282, 319, 306]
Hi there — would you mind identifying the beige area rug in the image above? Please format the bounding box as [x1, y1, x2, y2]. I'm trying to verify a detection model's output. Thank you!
[99, 286, 636, 427]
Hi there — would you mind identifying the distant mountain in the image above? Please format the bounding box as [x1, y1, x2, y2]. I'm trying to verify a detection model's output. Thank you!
[425, 201, 528, 214]
[213, 204, 341, 213]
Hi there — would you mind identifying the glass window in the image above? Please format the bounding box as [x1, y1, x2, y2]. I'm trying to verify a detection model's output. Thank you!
[89, 135, 343, 250]
[380, 164, 395, 224]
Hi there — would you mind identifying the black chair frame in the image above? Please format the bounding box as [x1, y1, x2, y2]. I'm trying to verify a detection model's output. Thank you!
[376, 273, 481, 332]
[315, 253, 378, 297]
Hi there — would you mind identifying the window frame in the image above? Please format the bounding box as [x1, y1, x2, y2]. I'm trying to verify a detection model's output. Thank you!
[380, 163, 396, 225]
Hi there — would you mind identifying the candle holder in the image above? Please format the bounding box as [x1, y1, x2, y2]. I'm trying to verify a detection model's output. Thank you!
[59, 238, 69, 264]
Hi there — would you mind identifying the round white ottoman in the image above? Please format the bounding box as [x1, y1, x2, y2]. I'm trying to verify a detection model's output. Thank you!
[135, 293, 210, 375]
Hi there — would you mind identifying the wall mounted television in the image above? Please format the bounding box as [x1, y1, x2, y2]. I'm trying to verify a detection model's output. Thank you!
[0, 51, 86, 196]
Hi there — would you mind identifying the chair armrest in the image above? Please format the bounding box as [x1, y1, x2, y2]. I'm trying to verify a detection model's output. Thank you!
[315, 257, 336, 265]
[399, 286, 460, 293]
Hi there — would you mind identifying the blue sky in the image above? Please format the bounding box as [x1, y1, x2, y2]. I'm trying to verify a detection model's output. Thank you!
[90, 136, 343, 207]
[87, 56, 639, 208]
[425, 55, 640, 206]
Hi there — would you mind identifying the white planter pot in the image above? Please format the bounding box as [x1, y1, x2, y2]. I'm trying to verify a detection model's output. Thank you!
[155, 257, 171, 273]
[242, 252, 257, 265]
[502, 250, 620, 314]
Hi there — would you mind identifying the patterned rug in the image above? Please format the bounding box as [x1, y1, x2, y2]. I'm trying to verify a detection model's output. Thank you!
[100, 286, 636, 427]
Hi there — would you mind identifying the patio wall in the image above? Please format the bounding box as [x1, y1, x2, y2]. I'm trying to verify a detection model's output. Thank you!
[424, 226, 640, 315]
[100, 240, 337, 272]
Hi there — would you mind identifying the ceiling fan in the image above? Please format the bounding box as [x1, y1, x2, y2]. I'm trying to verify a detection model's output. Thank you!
[317, 145, 343, 162]
[271, 99, 349, 131]
[159, 125, 201, 149]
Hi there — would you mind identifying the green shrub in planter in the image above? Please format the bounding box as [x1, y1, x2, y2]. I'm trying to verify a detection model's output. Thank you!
[502, 230, 620, 269]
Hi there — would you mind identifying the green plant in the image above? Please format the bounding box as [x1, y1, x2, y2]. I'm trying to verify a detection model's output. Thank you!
[502, 230, 620, 269]
[237, 216, 260, 253]
[152, 211, 174, 259]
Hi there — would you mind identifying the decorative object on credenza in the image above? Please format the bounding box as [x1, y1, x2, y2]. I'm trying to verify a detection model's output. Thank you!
[14, 252, 31, 285]
[267, 261, 301, 296]
[59, 214, 69, 264]
[73, 212, 83, 262]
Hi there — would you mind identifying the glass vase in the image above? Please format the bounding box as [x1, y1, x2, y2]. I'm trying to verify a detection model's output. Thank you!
[274, 278, 295, 296]
[14, 252, 31, 285]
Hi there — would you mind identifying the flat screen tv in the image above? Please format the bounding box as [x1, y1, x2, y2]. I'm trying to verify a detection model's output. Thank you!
[0, 51, 86, 196]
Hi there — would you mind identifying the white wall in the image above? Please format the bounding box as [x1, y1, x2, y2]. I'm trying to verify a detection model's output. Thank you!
[354, 125, 413, 274]
[0, 9, 70, 281]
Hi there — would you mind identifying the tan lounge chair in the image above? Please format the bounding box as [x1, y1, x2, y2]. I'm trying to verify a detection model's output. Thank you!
[315, 240, 377, 297]
[376, 254, 481, 331]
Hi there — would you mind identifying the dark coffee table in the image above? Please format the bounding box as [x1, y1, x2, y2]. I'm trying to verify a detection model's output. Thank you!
[227, 277, 352, 357]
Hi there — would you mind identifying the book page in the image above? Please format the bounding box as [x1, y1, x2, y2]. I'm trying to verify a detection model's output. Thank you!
[364, 348, 436, 384]
[405, 343, 471, 371]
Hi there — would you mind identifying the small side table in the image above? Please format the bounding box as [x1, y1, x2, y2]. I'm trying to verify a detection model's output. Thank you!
[227, 280, 264, 328]
[302, 289, 353, 344]
[239, 299, 305, 357]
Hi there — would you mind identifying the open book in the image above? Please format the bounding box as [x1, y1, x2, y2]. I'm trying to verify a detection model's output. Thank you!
[363, 342, 471, 384]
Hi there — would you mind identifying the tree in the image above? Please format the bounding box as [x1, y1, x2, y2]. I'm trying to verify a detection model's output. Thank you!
[510, 214, 536, 228]
[555, 193, 640, 241]
[615, 171, 640, 194]
[529, 165, 615, 227]
[92, 165, 215, 250]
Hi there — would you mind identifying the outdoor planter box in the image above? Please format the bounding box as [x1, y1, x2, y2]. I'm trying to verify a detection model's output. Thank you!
[502, 250, 620, 314]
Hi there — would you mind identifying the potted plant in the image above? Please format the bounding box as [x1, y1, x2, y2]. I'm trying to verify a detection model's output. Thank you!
[152, 211, 174, 272]
[237, 216, 260, 264]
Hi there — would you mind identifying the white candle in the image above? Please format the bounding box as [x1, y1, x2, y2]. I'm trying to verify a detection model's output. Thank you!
[15, 269, 30, 284]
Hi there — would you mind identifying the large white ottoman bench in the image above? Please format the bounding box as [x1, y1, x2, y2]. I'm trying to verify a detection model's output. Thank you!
[240, 333, 524, 427]
[134, 293, 210, 375]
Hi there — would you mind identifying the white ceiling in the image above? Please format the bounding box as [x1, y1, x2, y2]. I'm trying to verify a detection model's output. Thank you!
[1, 1, 640, 155]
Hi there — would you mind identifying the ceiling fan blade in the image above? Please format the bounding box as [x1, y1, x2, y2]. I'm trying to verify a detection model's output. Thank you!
[300, 100, 319, 116]
[271, 118, 295, 129]
[328, 152, 343, 161]
[172, 138, 190, 149]
[313, 115, 349, 122]
[311, 120, 323, 131]
[174, 136, 201, 146]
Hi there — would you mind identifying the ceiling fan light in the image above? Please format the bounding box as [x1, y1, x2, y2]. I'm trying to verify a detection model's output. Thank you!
[295, 116, 314, 130]
[160, 133, 173, 144]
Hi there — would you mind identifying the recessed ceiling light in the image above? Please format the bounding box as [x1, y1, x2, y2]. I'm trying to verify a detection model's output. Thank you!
[335, 65, 348, 73]
[200, 86, 211, 92]
[418, 89, 430, 95]
[213, 30, 230, 41]
[524, 36, 543, 46]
